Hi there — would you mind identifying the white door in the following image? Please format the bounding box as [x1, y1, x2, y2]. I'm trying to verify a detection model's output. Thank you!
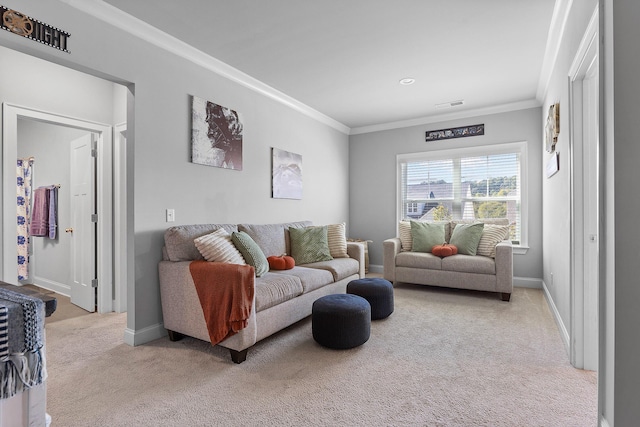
[69, 134, 96, 312]
[582, 58, 599, 371]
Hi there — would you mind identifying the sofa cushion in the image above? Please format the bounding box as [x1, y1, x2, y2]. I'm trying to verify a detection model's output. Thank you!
[327, 223, 349, 258]
[194, 228, 246, 264]
[476, 224, 510, 258]
[441, 254, 496, 275]
[396, 251, 442, 270]
[411, 221, 445, 253]
[449, 222, 484, 255]
[289, 226, 333, 265]
[231, 231, 269, 277]
[303, 258, 359, 282]
[254, 273, 303, 312]
[238, 221, 312, 257]
[164, 224, 238, 261]
[270, 266, 334, 293]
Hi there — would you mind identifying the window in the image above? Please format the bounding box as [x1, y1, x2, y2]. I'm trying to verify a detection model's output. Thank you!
[398, 142, 527, 246]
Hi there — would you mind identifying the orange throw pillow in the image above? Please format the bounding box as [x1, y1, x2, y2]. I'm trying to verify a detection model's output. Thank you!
[267, 255, 295, 270]
[431, 244, 458, 258]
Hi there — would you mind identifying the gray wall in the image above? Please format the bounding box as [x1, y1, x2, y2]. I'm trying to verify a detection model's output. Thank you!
[0, 1, 350, 341]
[349, 107, 543, 281]
[17, 119, 89, 293]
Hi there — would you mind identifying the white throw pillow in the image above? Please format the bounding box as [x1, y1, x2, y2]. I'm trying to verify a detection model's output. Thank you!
[327, 223, 348, 258]
[194, 228, 246, 264]
[476, 224, 510, 258]
[399, 221, 412, 251]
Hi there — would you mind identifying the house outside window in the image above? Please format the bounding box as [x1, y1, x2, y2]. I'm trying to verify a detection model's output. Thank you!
[397, 141, 527, 247]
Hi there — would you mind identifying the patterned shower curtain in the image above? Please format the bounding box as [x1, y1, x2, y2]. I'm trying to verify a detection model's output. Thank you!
[17, 158, 33, 281]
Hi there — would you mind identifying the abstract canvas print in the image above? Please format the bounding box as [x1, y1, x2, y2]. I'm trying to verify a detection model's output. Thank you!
[192, 96, 243, 170]
[272, 148, 302, 199]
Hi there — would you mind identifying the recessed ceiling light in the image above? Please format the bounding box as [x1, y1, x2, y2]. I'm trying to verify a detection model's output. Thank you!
[399, 78, 415, 85]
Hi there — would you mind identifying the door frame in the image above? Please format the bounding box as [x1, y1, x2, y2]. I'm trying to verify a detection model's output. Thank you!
[568, 7, 599, 370]
[1, 103, 116, 313]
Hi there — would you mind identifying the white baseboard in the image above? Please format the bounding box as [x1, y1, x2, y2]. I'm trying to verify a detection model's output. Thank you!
[32, 276, 70, 297]
[600, 416, 610, 427]
[542, 280, 570, 355]
[513, 276, 543, 289]
[123, 322, 166, 346]
[368, 264, 384, 274]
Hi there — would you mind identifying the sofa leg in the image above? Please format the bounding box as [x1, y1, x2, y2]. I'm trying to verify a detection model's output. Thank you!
[229, 348, 248, 364]
[167, 330, 184, 341]
[500, 292, 511, 302]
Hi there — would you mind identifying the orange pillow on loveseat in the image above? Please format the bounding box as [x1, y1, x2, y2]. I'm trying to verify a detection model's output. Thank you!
[431, 244, 458, 258]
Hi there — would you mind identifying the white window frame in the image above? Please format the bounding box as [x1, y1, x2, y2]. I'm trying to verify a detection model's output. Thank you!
[397, 141, 529, 254]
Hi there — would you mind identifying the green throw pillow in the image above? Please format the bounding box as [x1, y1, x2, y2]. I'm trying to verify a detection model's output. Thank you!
[289, 226, 333, 265]
[411, 221, 445, 253]
[231, 231, 269, 277]
[449, 222, 485, 255]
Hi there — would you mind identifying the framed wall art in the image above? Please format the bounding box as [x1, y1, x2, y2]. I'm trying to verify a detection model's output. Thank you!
[545, 103, 560, 153]
[272, 148, 302, 200]
[191, 96, 243, 170]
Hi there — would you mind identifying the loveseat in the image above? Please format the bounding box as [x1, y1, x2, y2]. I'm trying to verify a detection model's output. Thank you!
[383, 219, 513, 301]
[158, 221, 365, 363]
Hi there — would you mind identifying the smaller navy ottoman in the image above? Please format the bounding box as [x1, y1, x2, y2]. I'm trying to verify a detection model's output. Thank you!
[312, 294, 371, 349]
[347, 278, 394, 320]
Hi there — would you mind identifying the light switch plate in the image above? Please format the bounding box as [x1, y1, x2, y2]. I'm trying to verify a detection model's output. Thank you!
[166, 209, 175, 222]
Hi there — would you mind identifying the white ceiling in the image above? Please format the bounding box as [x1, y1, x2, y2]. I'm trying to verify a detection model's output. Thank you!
[102, 0, 557, 132]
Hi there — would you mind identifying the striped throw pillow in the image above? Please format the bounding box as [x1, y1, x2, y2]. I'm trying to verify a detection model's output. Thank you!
[476, 224, 510, 258]
[194, 228, 246, 265]
[327, 223, 348, 258]
[399, 221, 412, 251]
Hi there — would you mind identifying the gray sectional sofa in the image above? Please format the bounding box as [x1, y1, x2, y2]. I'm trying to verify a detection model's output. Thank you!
[383, 219, 513, 301]
[158, 221, 365, 363]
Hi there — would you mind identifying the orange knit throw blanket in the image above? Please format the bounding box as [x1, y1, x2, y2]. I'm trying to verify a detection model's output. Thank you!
[189, 261, 255, 345]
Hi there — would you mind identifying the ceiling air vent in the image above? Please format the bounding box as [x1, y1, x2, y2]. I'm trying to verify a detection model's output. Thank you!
[435, 100, 465, 110]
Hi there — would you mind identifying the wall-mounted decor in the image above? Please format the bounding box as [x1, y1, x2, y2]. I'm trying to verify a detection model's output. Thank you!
[272, 148, 302, 200]
[191, 96, 243, 170]
[545, 103, 560, 153]
[1, 5, 70, 52]
[425, 124, 484, 141]
[546, 151, 559, 178]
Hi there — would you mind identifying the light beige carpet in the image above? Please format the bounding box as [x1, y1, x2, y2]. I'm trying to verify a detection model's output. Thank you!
[45, 285, 597, 426]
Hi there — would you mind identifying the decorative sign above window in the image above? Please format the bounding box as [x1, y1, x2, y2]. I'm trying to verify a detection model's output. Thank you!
[1, 5, 70, 53]
[425, 124, 484, 142]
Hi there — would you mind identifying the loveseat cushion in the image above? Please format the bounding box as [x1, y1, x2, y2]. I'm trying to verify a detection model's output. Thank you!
[238, 221, 311, 257]
[270, 266, 334, 293]
[396, 251, 442, 270]
[441, 254, 496, 275]
[411, 221, 446, 253]
[303, 258, 360, 282]
[164, 224, 238, 261]
[449, 222, 484, 255]
[254, 273, 303, 312]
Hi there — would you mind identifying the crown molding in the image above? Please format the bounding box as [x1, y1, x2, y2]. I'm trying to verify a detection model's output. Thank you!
[349, 99, 541, 136]
[536, 0, 574, 102]
[59, 0, 351, 135]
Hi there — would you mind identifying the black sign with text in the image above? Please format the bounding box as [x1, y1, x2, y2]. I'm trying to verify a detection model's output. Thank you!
[1, 5, 70, 53]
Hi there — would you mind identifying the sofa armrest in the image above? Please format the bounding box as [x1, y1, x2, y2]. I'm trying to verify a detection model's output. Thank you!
[383, 238, 402, 283]
[495, 240, 513, 294]
[347, 242, 366, 278]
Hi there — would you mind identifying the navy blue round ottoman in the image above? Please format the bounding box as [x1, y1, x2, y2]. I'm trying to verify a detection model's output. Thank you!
[347, 278, 394, 320]
[312, 294, 371, 349]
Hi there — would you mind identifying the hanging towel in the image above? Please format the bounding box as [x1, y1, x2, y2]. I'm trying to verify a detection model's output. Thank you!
[48, 186, 57, 239]
[16, 159, 33, 281]
[30, 187, 49, 237]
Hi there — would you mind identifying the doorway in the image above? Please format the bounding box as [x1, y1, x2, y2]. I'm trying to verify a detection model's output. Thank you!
[569, 9, 599, 371]
[2, 104, 119, 313]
